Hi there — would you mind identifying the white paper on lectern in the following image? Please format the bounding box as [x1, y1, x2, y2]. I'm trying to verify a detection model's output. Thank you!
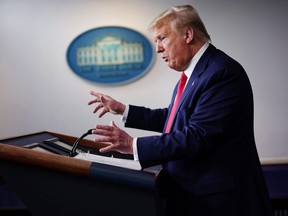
[74, 153, 141, 171]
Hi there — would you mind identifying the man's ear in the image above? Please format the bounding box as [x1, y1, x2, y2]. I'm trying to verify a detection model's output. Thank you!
[185, 27, 194, 44]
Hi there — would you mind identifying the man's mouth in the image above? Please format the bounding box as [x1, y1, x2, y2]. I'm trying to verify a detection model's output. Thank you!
[162, 56, 168, 62]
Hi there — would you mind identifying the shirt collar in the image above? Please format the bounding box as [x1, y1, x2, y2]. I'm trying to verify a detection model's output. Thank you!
[184, 42, 210, 79]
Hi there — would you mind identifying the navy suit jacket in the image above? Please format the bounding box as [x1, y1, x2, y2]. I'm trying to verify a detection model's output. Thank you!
[125, 44, 272, 215]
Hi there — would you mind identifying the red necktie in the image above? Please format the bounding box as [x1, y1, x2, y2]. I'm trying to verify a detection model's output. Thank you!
[165, 72, 188, 133]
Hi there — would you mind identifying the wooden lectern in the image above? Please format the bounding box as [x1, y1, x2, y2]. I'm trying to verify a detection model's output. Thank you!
[0, 131, 163, 216]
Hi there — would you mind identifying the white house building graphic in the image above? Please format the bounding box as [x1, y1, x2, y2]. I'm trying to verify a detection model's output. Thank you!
[67, 26, 154, 84]
[77, 36, 144, 68]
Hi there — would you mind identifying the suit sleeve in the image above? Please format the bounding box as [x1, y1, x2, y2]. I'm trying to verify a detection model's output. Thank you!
[125, 105, 169, 133]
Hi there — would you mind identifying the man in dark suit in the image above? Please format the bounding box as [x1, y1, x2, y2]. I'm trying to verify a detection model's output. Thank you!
[88, 5, 273, 216]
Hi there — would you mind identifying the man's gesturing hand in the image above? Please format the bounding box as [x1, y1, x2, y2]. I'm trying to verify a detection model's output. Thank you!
[92, 121, 133, 154]
[88, 91, 126, 118]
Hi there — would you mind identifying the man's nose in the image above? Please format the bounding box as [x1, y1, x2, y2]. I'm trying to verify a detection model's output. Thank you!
[156, 42, 164, 53]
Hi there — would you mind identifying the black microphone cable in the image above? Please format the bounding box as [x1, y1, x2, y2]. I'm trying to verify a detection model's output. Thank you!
[69, 129, 94, 157]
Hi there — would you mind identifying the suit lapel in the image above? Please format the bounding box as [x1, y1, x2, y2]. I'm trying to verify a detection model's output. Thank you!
[178, 44, 217, 111]
[164, 44, 217, 132]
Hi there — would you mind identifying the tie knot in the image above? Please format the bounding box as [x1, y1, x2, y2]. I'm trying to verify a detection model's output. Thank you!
[181, 72, 187, 78]
[179, 72, 187, 86]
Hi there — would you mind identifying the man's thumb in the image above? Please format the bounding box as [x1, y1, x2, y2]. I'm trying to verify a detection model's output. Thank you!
[110, 120, 117, 128]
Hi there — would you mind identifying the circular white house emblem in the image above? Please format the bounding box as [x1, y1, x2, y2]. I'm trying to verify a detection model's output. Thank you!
[67, 26, 155, 85]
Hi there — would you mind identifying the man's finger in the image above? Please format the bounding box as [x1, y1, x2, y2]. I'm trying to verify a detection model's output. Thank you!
[99, 145, 115, 153]
[87, 98, 97, 105]
[94, 136, 111, 143]
[96, 124, 114, 131]
[111, 121, 117, 127]
[98, 106, 109, 117]
[90, 90, 100, 97]
[92, 104, 103, 113]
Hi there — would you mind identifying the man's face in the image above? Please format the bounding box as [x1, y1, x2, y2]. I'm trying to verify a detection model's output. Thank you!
[153, 23, 191, 71]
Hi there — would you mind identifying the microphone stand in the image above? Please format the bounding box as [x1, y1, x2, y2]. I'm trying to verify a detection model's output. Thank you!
[69, 129, 93, 157]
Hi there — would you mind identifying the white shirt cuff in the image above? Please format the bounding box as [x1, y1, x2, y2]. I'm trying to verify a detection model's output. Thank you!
[121, 104, 129, 123]
[133, 138, 139, 161]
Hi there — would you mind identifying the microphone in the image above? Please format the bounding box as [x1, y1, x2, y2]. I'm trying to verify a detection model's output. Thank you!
[69, 129, 94, 157]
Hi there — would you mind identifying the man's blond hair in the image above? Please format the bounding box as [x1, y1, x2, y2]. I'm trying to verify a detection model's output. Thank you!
[148, 5, 211, 43]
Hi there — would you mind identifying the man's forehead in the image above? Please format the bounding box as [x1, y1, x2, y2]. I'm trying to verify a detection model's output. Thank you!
[152, 24, 171, 38]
